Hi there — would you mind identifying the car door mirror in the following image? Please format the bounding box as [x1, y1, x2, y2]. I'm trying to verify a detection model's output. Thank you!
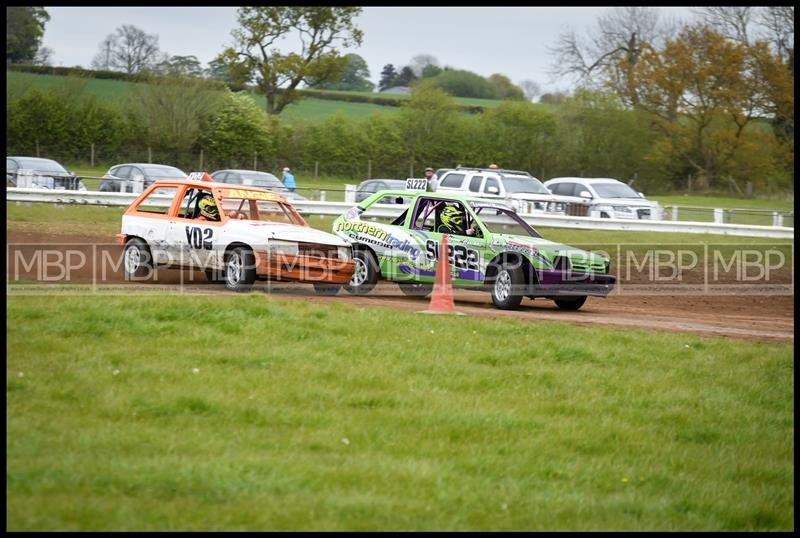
[638, 191, 645, 198]
[579, 190, 592, 199]
[486, 186, 500, 195]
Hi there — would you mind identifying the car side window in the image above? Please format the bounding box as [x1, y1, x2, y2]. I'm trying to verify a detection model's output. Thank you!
[439, 173, 465, 189]
[7, 159, 18, 172]
[115, 166, 132, 179]
[214, 172, 229, 183]
[468, 175, 483, 192]
[484, 177, 500, 194]
[549, 183, 566, 195]
[133, 187, 178, 214]
[411, 198, 440, 231]
[130, 166, 145, 179]
[177, 187, 215, 219]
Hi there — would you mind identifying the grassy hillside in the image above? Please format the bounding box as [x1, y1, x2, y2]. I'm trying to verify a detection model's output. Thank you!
[6, 71, 510, 122]
[6, 293, 794, 530]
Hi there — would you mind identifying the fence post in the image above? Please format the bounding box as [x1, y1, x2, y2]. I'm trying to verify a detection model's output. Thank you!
[36, 140, 40, 157]
[254, 151, 257, 171]
[199, 149, 204, 171]
[671, 206, 678, 221]
[410, 162, 414, 178]
[90, 143, 95, 167]
[772, 211, 784, 227]
[344, 184, 356, 204]
[314, 161, 319, 179]
[713, 208, 723, 223]
[367, 159, 372, 180]
[320, 190, 326, 202]
[148, 146, 152, 164]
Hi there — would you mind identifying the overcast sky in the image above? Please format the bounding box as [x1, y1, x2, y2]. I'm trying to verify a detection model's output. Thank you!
[41, 6, 696, 93]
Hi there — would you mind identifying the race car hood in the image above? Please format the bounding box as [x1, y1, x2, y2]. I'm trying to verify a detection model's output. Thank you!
[227, 220, 350, 247]
[494, 233, 609, 269]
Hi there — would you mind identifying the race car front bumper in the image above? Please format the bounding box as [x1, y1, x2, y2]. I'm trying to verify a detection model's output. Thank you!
[254, 252, 355, 284]
[529, 269, 616, 298]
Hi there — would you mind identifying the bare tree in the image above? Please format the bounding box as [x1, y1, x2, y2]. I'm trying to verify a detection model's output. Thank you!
[757, 6, 794, 63]
[32, 46, 54, 66]
[90, 24, 165, 74]
[518, 79, 542, 102]
[692, 6, 754, 44]
[548, 7, 677, 106]
[409, 54, 439, 77]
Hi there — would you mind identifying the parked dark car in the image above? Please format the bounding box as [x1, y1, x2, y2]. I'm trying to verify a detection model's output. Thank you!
[354, 179, 408, 203]
[210, 169, 308, 202]
[100, 163, 188, 192]
[6, 156, 86, 190]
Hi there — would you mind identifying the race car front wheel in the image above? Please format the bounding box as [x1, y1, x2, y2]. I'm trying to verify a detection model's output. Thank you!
[225, 247, 256, 292]
[554, 296, 587, 311]
[123, 238, 153, 280]
[490, 265, 524, 310]
[345, 249, 378, 295]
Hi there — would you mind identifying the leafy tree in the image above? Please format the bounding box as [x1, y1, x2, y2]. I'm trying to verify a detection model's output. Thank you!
[156, 55, 205, 77]
[415, 69, 496, 99]
[394, 65, 417, 87]
[480, 101, 558, 175]
[378, 63, 398, 90]
[198, 90, 273, 166]
[308, 53, 374, 91]
[399, 86, 461, 167]
[488, 73, 525, 100]
[216, 7, 363, 114]
[90, 25, 166, 74]
[421, 64, 442, 78]
[6, 7, 50, 64]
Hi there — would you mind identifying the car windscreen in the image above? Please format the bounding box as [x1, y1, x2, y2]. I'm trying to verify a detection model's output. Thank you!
[143, 166, 187, 179]
[592, 182, 639, 198]
[501, 175, 550, 194]
[241, 172, 283, 188]
[473, 206, 541, 238]
[17, 159, 68, 174]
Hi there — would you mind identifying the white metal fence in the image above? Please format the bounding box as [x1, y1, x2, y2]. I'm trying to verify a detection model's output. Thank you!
[6, 187, 794, 239]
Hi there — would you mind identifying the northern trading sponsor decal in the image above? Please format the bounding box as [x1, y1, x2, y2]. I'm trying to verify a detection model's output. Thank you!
[506, 240, 552, 267]
[220, 189, 279, 201]
[336, 221, 422, 261]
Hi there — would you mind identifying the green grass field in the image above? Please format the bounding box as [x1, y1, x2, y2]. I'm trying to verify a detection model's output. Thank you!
[6, 294, 794, 531]
[6, 71, 508, 123]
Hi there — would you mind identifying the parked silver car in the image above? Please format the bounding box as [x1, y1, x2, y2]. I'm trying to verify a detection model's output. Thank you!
[6, 156, 86, 190]
[354, 179, 408, 203]
[209, 169, 307, 201]
[100, 163, 188, 192]
[544, 177, 661, 219]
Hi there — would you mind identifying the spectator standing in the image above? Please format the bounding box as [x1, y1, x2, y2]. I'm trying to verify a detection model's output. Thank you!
[424, 167, 438, 192]
[282, 167, 296, 192]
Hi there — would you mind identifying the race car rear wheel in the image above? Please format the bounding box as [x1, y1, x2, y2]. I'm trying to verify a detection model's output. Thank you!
[313, 283, 341, 296]
[554, 296, 587, 311]
[123, 238, 152, 280]
[345, 249, 378, 295]
[397, 282, 433, 298]
[225, 247, 256, 292]
[490, 265, 524, 310]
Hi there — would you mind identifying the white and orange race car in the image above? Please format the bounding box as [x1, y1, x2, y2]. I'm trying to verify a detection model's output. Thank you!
[116, 172, 355, 293]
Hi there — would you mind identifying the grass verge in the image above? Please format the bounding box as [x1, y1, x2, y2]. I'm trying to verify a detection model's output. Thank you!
[6, 294, 794, 530]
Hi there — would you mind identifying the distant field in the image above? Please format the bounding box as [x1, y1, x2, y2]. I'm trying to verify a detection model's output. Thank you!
[6, 71, 507, 123]
[6, 294, 794, 530]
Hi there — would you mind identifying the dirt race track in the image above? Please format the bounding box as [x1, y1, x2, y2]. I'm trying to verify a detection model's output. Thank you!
[7, 231, 795, 343]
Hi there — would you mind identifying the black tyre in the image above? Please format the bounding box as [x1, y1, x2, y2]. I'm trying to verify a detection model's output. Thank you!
[397, 282, 433, 298]
[313, 283, 341, 296]
[224, 247, 256, 292]
[344, 249, 379, 295]
[123, 238, 153, 280]
[490, 264, 524, 310]
[554, 296, 587, 311]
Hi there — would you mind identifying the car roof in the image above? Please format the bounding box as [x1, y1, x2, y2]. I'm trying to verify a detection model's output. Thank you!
[365, 189, 511, 207]
[112, 163, 183, 169]
[546, 177, 623, 184]
[8, 156, 62, 164]
[214, 169, 278, 175]
[148, 179, 290, 203]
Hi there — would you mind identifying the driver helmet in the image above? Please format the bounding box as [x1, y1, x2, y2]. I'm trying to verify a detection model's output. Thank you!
[198, 193, 219, 220]
[440, 204, 465, 232]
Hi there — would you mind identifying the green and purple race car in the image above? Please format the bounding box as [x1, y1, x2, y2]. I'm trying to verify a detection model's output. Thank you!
[332, 190, 616, 310]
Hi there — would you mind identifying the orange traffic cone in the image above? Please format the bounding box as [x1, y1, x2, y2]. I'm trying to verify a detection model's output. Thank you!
[419, 234, 465, 316]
